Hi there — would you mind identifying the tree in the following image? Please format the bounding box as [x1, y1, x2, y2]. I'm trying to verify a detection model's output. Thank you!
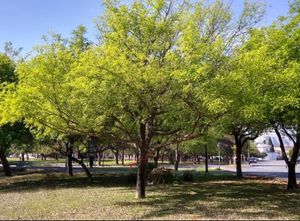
[226, 0, 300, 188]
[0, 53, 18, 176]
[92, 0, 202, 198]
[85, 0, 265, 198]
[1, 30, 95, 180]
[176, 0, 265, 178]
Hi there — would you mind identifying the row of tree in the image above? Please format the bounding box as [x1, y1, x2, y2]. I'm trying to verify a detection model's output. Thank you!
[0, 0, 299, 198]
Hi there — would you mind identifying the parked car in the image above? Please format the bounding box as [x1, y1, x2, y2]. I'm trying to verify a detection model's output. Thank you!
[249, 157, 258, 164]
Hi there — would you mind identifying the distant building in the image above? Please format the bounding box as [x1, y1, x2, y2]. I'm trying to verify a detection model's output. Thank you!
[255, 131, 294, 160]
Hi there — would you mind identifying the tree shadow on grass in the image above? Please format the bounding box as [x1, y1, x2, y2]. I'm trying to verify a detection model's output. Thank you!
[116, 178, 300, 220]
[0, 171, 136, 193]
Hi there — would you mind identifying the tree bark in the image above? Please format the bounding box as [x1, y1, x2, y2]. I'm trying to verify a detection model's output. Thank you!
[0, 152, 11, 176]
[169, 151, 175, 164]
[205, 143, 208, 174]
[98, 151, 102, 166]
[121, 148, 125, 166]
[274, 127, 299, 190]
[136, 149, 148, 199]
[115, 149, 119, 165]
[21, 153, 25, 162]
[234, 134, 243, 178]
[66, 141, 73, 176]
[153, 149, 159, 168]
[136, 122, 152, 199]
[174, 143, 180, 171]
[287, 163, 297, 189]
[72, 157, 93, 183]
[197, 155, 201, 164]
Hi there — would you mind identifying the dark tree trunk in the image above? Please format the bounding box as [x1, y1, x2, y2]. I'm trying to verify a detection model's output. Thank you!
[134, 153, 138, 163]
[115, 149, 119, 165]
[274, 127, 299, 190]
[169, 151, 175, 164]
[66, 141, 73, 176]
[89, 155, 94, 168]
[193, 152, 197, 164]
[154, 149, 160, 168]
[205, 143, 208, 174]
[98, 151, 102, 166]
[121, 148, 125, 166]
[234, 134, 243, 178]
[136, 149, 148, 199]
[287, 163, 297, 190]
[21, 153, 25, 162]
[197, 155, 201, 164]
[174, 143, 180, 171]
[0, 152, 11, 176]
[136, 122, 152, 199]
[72, 157, 93, 183]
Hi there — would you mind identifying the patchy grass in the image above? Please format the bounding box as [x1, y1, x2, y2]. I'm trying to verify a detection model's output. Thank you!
[0, 171, 299, 220]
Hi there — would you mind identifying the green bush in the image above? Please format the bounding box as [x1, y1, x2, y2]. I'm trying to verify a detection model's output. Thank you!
[181, 171, 194, 182]
[127, 173, 137, 184]
[148, 167, 174, 185]
[146, 162, 157, 174]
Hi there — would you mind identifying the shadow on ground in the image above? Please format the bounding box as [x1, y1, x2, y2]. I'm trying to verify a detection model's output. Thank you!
[117, 177, 300, 219]
[0, 171, 137, 193]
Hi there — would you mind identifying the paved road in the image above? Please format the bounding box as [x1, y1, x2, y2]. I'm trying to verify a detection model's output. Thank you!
[6, 160, 300, 180]
[219, 160, 300, 180]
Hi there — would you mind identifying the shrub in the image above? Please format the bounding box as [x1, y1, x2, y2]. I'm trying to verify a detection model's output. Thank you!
[127, 173, 137, 184]
[146, 162, 157, 174]
[148, 167, 174, 185]
[181, 171, 194, 182]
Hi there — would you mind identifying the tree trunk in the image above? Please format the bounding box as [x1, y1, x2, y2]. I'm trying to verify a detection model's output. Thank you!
[98, 151, 102, 166]
[197, 155, 201, 164]
[136, 122, 152, 199]
[169, 151, 175, 164]
[274, 127, 299, 190]
[102, 153, 105, 166]
[66, 141, 73, 176]
[21, 153, 25, 162]
[205, 143, 208, 174]
[121, 148, 125, 166]
[287, 163, 298, 190]
[89, 155, 94, 168]
[174, 143, 180, 171]
[0, 152, 11, 176]
[136, 150, 148, 199]
[115, 149, 119, 165]
[234, 134, 243, 178]
[26, 153, 29, 161]
[154, 149, 159, 168]
[72, 157, 93, 183]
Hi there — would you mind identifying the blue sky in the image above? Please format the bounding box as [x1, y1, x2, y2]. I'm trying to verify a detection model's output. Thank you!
[0, 0, 290, 54]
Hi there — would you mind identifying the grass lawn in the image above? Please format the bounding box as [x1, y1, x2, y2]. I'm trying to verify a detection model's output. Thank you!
[0, 171, 299, 220]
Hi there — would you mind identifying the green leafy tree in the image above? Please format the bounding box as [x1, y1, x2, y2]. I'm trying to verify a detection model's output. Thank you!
[178, 0, 265, 178]
[0, 53, 34, 176]
[227, 0, 300, 188]
[2, 30, 94, 180]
